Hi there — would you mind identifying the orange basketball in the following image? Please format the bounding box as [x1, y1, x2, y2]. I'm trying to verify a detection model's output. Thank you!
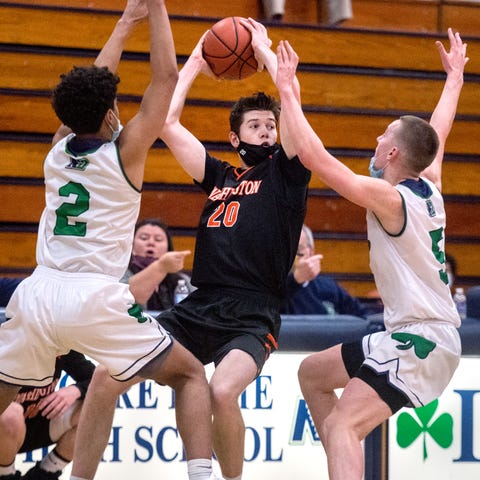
[202, 17, 258, 80]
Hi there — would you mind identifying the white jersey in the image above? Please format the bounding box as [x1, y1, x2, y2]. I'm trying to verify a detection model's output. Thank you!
[367, 177, 460, 331]
[36, 134, 141, 279]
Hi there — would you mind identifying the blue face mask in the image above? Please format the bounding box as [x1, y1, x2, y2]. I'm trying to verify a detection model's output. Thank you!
[368, 156, 384, 179]
[109, 113, 123, 142]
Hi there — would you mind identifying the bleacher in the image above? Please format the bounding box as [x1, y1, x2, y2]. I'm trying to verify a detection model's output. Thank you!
[1, 0, 480, 297]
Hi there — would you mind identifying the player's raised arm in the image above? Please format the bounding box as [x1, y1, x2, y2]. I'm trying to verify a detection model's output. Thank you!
[119, 0, 178, 188]
[52, 0, 148, 146]
[422, 28, 468, 191]
[159, 32, 213, 183]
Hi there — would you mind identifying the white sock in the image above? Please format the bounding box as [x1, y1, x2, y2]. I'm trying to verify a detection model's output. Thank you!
[224, 476, 242, 480]
[70, 476, 90, 480]
[187, 458, 212, 479]
[0, 462, 16, 476]
[40, 449, 69, 473]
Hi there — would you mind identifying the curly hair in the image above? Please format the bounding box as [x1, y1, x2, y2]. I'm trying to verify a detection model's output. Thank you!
[51, 65, 120, 135]
[229, 91, 280, 135]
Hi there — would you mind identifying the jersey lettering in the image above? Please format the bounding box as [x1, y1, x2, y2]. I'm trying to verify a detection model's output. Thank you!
[208, 180, 262, 202]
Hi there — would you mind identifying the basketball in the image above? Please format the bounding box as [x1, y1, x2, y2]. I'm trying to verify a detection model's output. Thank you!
[202, 17, 258, 80]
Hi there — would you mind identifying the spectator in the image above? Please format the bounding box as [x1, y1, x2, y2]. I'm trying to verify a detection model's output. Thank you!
[282, 224, 367, 317]
[0, 278, 23, 307]
[0, 351, 95, 480]
[122, 218, 194, 310]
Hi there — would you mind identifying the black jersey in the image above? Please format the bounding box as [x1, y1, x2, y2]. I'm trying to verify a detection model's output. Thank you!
[192, 146, 310, 300]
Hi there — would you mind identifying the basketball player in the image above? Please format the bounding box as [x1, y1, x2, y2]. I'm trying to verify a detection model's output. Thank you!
[0, 1, 215, 479]
[154, 18, 310, 480]
[274, 29, 467, 479]
[0, 351, 95, 480]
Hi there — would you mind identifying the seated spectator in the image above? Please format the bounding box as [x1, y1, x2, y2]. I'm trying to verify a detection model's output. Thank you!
[121, 218, 194, 310]
[0, 350, 95, 480]
[0, 278, 24, 307]
[282, 224, 367, 317]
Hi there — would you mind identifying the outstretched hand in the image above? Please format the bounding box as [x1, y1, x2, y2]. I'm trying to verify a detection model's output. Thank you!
[121, 0, 148, 25]
[435, 28, 469, 76]
[275, 40, 299, 92]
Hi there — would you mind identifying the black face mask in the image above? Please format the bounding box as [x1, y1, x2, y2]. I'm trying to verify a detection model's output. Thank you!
[236, 141, 279, 167]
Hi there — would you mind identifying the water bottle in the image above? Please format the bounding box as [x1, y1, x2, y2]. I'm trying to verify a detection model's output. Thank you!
[453, 287, 467, 320]
[174, 278, 189, 304]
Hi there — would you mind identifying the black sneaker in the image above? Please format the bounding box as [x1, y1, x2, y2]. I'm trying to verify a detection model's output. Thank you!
[0, 472, 21, 480]
[22, 463, 61, 480]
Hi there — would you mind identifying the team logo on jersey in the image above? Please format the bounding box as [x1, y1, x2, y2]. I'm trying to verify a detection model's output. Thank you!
[66, 157, 89, 171]
[392, 332, 436, 359]
[425, 199, 436, 217]
[209, 180, 262, 201]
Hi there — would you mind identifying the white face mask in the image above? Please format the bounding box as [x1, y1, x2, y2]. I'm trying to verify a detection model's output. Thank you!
[109, 112, 123, 142]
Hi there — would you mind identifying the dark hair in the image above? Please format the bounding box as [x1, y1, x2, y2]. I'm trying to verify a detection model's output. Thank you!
[51, 65, 120, 134]
[397, 115, 439, 173]
[229, 91, 280, 135]
[134, 218, 174, 252]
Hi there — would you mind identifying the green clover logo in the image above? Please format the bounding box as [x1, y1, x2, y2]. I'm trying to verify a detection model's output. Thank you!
[396, 399, 453, 460]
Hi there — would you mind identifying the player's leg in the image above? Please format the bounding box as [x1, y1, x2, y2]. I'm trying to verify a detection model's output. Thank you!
[298, 344, 350, 446]
[322, 377, 391, 480]
[22, 399, 83, 479]
[0, 402, 24, 479]
[208, 349, 257, 480]
[71, 366, 134, 480]
[140, 340, 213, 465]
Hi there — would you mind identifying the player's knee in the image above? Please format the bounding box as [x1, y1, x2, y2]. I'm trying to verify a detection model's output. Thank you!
[298, 355, 317, 392]
[0, 402, 25, 439]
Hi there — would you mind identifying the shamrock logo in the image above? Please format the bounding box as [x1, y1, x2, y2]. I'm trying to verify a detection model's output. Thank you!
[396, 399, 453, 460]
[391, 332, 436, 359]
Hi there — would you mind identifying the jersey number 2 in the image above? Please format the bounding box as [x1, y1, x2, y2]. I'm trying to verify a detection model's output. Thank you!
[54, 182, 90, 236]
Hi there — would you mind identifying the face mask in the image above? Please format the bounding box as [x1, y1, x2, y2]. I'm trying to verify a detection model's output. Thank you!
[369, 156, 385, 179]
[236, 141, 279, 167]
[131, 255, 157, 270]
[109, 113, 123, 142]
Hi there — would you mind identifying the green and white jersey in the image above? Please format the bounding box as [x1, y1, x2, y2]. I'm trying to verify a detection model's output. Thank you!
[36, 134, 141, 279]
[367, 177, 460, 330]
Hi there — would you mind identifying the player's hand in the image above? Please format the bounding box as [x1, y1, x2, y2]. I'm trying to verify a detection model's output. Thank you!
[275, 40, 299, 92]
[240, 17, 272, 72]
[37, 385, 81, 420]
[190, 31, 218, 79]
[293, 254, 323, 284]
[157, 250, 191, 274]
[121, 0, 148, 25]
[435, 28, 469, 78]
